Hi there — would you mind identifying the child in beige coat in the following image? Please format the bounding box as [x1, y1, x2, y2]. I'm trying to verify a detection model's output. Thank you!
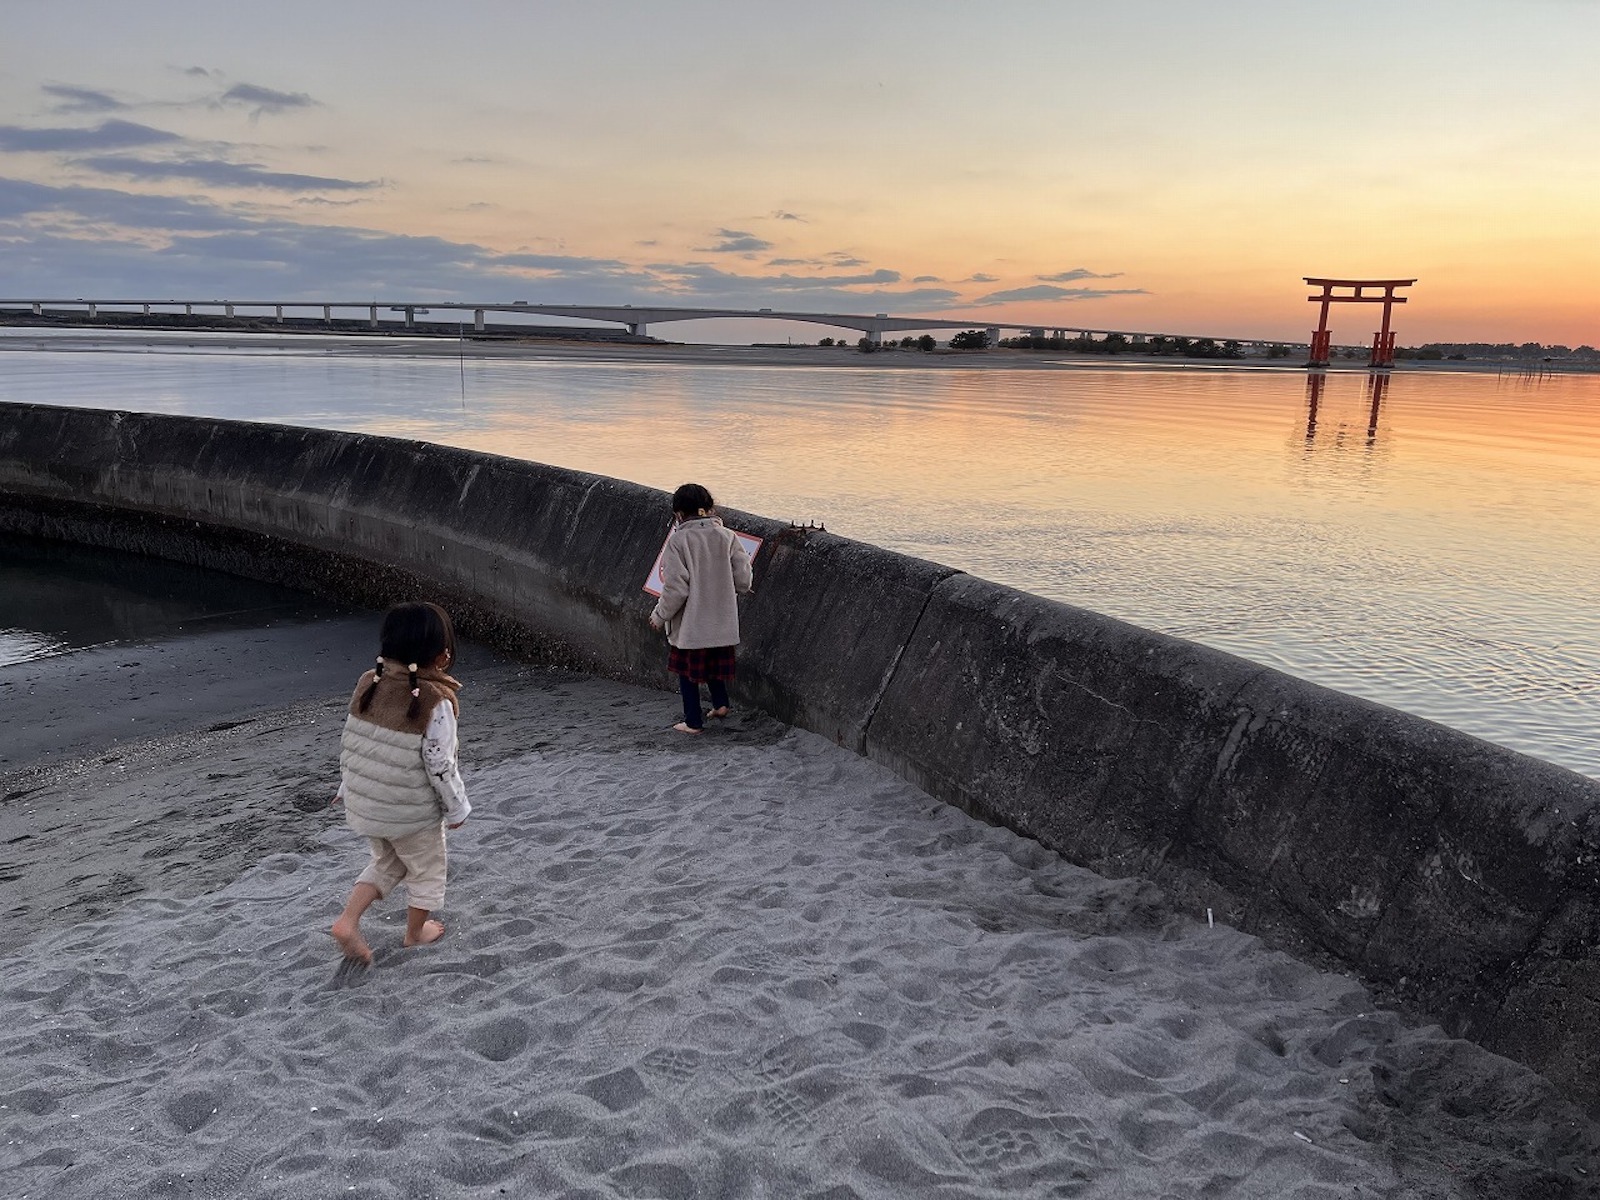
[648, 483, 753, 733]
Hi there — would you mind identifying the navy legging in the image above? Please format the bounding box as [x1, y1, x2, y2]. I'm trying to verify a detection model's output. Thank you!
[679, 675, 729, 728]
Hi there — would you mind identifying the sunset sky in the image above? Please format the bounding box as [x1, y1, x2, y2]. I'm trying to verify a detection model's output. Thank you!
[2, 0, 1596, 346]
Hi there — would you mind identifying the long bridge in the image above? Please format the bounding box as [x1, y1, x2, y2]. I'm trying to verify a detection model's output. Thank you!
[0, 296, 1319, 352]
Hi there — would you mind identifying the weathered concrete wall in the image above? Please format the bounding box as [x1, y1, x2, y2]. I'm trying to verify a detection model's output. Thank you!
[3, 401, 1597, 1113]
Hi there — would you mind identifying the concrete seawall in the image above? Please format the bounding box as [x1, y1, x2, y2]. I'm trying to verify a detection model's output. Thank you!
[3, 401, 1597, 1113]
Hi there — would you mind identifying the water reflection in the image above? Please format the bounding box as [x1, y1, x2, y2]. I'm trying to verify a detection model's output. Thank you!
[1305, 372, 1322, 444]
[1367, 372, 1388, 444]
[1302, 371, 1389, 448]
[0, 628, 68, 665]
[2, 347, 1598, 778]
[0, 534, 350, 668]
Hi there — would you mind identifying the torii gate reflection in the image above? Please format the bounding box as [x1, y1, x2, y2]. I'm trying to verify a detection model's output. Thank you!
[1304, 372, 1389, 447]
[1305, 277, 1416, 368]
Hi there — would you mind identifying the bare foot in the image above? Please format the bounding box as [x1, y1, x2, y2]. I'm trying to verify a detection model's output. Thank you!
[330, 918, 373, 965]
[403, 919, 446, 947]
[672, 722, 702, 735]
[707, 706, 731, 719]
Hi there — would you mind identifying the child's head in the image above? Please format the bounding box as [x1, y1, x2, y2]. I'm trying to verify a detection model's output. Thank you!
[361, 602, 457, 718]
[378, 601, 456, 668]
[671, 482, 715, 519]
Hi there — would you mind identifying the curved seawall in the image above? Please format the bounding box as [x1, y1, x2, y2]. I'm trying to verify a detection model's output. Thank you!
[3, 401, 1598, 1113]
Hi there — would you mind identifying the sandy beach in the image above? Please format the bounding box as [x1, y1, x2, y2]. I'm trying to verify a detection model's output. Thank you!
[2, 623, 1596, 1199]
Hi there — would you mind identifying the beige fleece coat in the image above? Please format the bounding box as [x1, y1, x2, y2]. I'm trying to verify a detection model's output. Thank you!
[651, 517, 753, 649]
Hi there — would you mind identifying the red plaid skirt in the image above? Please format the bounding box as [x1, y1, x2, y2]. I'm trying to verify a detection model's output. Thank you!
[668, 644, 737, 683]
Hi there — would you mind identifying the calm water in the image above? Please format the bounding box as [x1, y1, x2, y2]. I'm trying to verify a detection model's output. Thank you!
[0, 532, 349, 667]
[2, 330, 1597, 778]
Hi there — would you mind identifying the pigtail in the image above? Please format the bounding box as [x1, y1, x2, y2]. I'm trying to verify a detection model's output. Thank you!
[405, 661, 422, 719]
[358, 656, 383, 712]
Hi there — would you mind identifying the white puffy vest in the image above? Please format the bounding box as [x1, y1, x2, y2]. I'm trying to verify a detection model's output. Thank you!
[339, 713, 444, 838]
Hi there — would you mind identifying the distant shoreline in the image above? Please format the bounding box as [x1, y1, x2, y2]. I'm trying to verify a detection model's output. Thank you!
[3, 322, 1590, 374]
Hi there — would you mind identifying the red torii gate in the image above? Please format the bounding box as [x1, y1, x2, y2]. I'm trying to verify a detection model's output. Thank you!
[1305, 277, 1416, 368]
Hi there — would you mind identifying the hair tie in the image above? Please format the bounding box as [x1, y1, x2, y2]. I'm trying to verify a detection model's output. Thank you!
[410, 687, 421, 698]
[408, 663, 418, 672]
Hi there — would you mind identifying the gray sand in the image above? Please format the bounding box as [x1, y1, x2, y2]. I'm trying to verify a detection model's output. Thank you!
[1, 633, 1596, 1198]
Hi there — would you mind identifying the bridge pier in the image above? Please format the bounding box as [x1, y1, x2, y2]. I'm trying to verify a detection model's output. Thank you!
[323, 305, 332, 326]
[275, 305, 284, 323]
[224, 303, 234, 318]
[369, 305, 378, 328]
[474, 309, 484, 332]
[87, 303, 97, 320]
[403, 306, 415, 328]
[31, 303, 40, 316]
[986, 326, 1000, 348]
[142, 304, 150, 316]
[627, 322, 647, 338]
[185, 304, 192, 316]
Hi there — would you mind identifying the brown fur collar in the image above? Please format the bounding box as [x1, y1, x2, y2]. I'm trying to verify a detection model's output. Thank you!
[347, 659, 462, 735]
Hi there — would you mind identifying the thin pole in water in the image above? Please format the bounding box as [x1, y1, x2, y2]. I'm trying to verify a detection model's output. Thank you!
[458, 316, 467, 407]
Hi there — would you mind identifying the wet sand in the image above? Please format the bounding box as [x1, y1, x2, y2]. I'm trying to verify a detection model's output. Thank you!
[2, 622, 1596, 1197]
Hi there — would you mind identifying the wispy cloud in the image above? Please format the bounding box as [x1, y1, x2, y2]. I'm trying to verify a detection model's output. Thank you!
[974, 283, 1148, 305]
[0, 175, 970, 312]
[490, 250, 631, 272]
[1037, 267, 1124, 282]
[698, 228, 774, 253]
[42, 85, 129, 115]
[0, 120, 182, 152]
[652, 263, 903, 290]
[0, 176, 254, 232]
[217, 83, 318, 118]
[772, 209, 805, 221]
[77, 154, 380, 192]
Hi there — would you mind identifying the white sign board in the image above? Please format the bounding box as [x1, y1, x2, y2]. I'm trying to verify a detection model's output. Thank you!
[643, 529, 763, 597]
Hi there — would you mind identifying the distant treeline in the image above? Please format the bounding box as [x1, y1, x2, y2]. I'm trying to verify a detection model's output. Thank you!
[817, 331, 1598, 361]
[1396, 342, 1600, 362]
[999, 332, 1246, 358]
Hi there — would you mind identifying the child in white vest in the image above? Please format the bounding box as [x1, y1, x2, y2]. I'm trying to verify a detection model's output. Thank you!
[330, 602, 470, 964]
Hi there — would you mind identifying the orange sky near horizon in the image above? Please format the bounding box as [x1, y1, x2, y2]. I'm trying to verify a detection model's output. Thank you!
[2, 1, 1597, 347]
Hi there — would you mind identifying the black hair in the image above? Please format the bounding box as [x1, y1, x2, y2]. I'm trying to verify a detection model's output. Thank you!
[358, 601, 457, 719]
[671, 482, 715, 518]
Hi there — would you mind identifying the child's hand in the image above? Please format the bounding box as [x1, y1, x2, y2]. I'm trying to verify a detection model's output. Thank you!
[648, 615, 663, 630]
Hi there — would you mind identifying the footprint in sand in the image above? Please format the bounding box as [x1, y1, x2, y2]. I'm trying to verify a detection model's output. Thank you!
[639, 1046, 701, 1085]
[578, 1066, 648, 1112]
[164, 1087, 225, 1134]
[463, 1015, 531, 1062]
[955, 1106, 1103, 1182]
